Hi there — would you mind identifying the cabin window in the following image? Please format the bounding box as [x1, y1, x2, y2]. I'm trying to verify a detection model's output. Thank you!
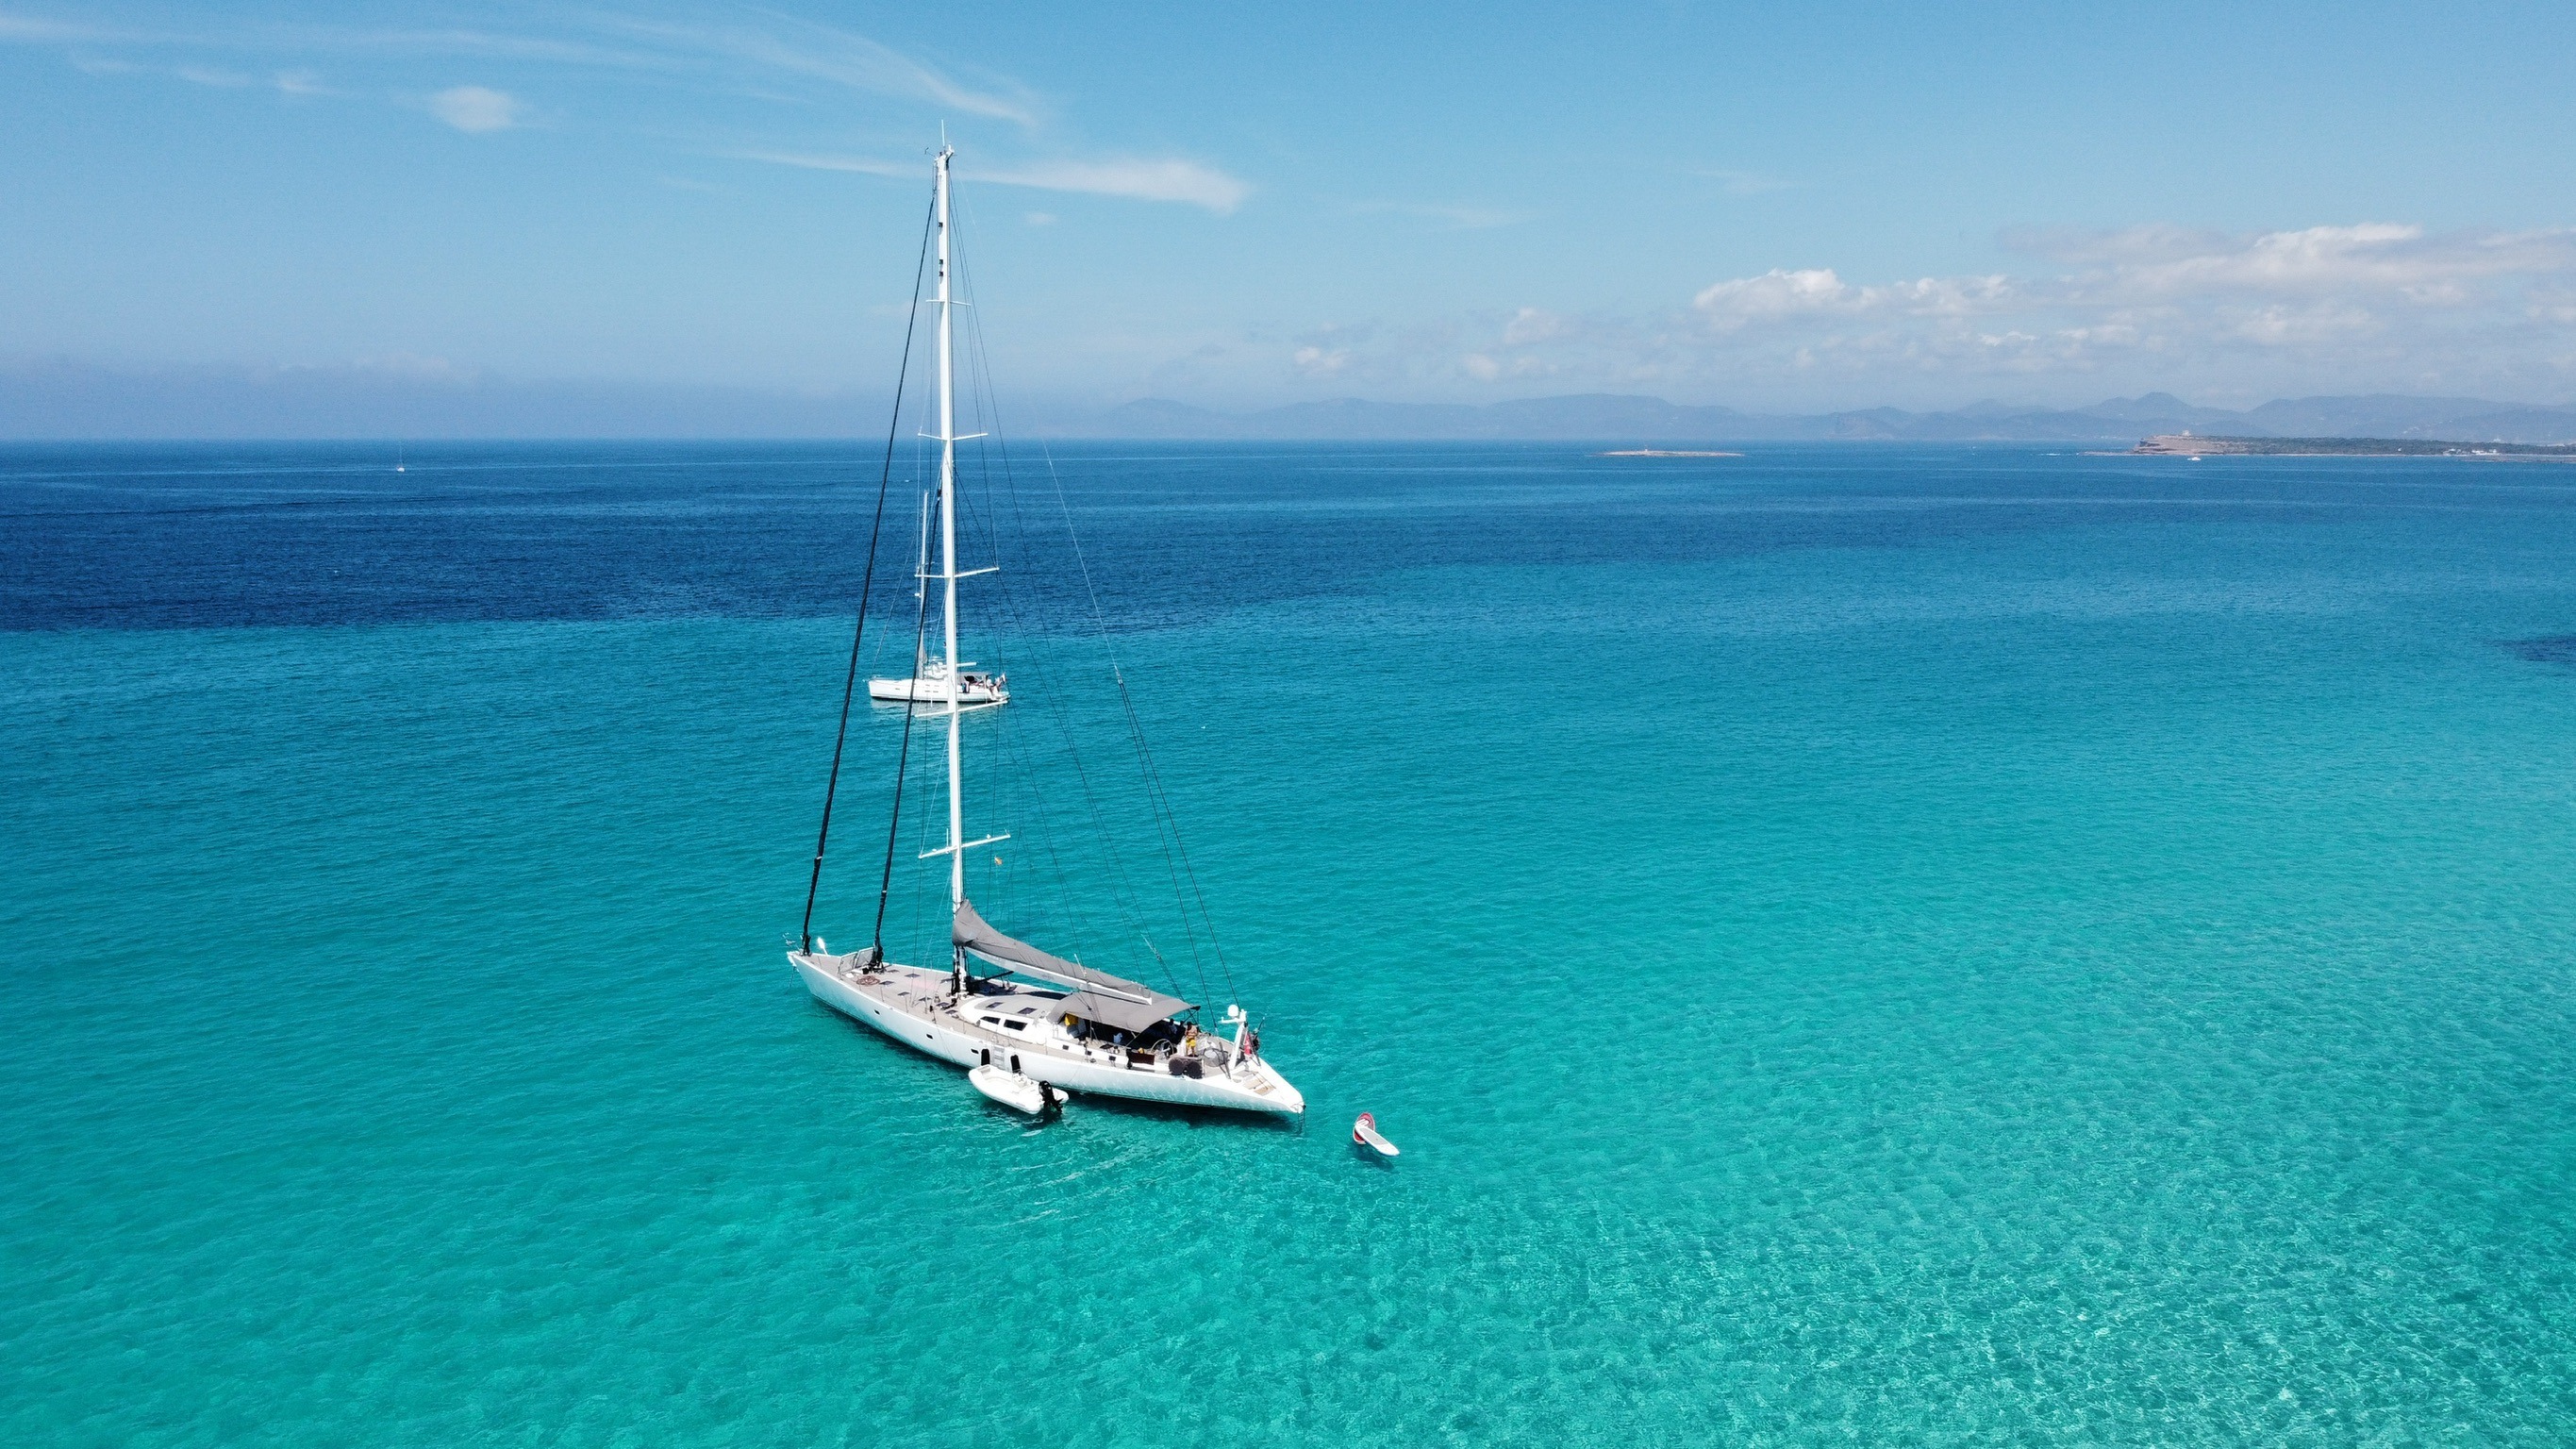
[1003, 1021, 1026, 1031]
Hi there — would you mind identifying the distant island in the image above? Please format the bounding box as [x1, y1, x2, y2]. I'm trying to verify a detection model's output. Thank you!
[1056, 392, 2576, 446]
[15, 365, 2576, 445]
[1595, 448, 1741, 458]
[2132, 435, 2576, 458]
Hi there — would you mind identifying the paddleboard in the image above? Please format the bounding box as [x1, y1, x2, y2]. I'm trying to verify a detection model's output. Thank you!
[1352, 1111, 1399, 1157]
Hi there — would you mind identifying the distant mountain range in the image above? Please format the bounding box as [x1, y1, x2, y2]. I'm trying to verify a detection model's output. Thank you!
[1069, 392, 2576, 445]
[8, 358, 2576, 443]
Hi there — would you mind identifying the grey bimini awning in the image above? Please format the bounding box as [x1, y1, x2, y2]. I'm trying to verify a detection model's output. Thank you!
[953, 899, 1192, 1033]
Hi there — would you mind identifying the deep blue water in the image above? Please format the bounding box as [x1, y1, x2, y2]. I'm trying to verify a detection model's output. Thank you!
[6, 441, 2576, 1444]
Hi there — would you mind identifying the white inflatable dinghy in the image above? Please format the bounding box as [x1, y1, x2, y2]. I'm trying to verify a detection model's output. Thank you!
[969, 1064, 1055, 1116]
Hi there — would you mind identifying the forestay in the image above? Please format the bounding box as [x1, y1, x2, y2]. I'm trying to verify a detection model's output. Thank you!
[953, 900, 1192, 1032]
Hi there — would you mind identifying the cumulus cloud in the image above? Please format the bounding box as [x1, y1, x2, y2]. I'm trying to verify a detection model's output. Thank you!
[1292, 345, 1352, 377]
[1502, 307, 1572, 346]
[1693, 268, 2014, 329]
[1217, 220, 2576, 408]
[1695, 268, 1857, 325]
[1659, 222, 2576, 397]
[428, 84, 521, 132]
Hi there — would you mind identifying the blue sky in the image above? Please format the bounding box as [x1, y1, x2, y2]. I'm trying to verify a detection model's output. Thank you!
[7, 0, 2576, 425]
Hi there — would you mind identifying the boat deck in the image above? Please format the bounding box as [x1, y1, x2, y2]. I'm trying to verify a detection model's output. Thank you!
[789, 949, 1302, 1115]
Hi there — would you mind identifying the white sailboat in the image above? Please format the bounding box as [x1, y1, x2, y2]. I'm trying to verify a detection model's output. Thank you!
[868, 491, 1005, 708]
[788, 145, 1302, 1119]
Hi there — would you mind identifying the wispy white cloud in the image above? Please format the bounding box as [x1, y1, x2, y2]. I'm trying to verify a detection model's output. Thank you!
[67, 49, 334, 95]
[5, 11, 708, 71]
[1691, 168, 1800, 197]
[2530, 288, 2576, 326]
[741, 150, 1251, 212]
[981, 157, 1248, 212]
[312, 26, 672, 70]
[2071, 224, 2576, 301]
[1997, 223, 2576, 302]
[1349, 200, 1534, 230]
[6, 8, 1036, 126]
[12, 3, 1257, 234]
[348, 351, 481, 382]
[0, 10, 113, 42]
[597, 14, 1038, 126]
[174, 63, 255, 88]
[428, 84, 522, 133]
[7, 7, 1254, 209]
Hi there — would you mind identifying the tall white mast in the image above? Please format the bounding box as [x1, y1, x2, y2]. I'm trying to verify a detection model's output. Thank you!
[936, 143, 965, 915]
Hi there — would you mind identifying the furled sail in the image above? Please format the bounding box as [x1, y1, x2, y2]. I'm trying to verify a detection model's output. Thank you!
[953, 900, 1192, 1032]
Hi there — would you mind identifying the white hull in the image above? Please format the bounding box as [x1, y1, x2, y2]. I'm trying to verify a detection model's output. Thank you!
[867, 660, 1005, 708]
[865, 686, 1005, 711]
[790, 951, 1304, 1117]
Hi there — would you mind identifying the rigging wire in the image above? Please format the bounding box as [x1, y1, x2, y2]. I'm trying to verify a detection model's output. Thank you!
[1062, 465, 1244, 1009]
[945, 217, 1231, 1001]
[951, 186, 1239, 1008]
[874, 527, 939, 949]
[953, 473, 1155, 986]
[799, 180, 936, 954]
[947, 195, 1217, 1008]
[944, 196, 1140, 940]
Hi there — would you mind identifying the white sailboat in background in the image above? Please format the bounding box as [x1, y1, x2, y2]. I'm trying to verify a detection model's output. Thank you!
[868, 491, 1006, 708]
[789, 144, 1302, 1119]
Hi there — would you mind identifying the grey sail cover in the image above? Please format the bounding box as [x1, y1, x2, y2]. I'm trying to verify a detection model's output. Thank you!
[953, 899, 1192, 1033]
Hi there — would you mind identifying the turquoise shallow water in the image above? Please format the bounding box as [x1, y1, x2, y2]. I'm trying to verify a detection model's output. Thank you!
[7, 443, 2576, 1444]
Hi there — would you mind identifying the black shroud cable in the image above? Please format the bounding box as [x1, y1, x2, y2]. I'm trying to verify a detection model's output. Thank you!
[798, 184, 938, 954]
